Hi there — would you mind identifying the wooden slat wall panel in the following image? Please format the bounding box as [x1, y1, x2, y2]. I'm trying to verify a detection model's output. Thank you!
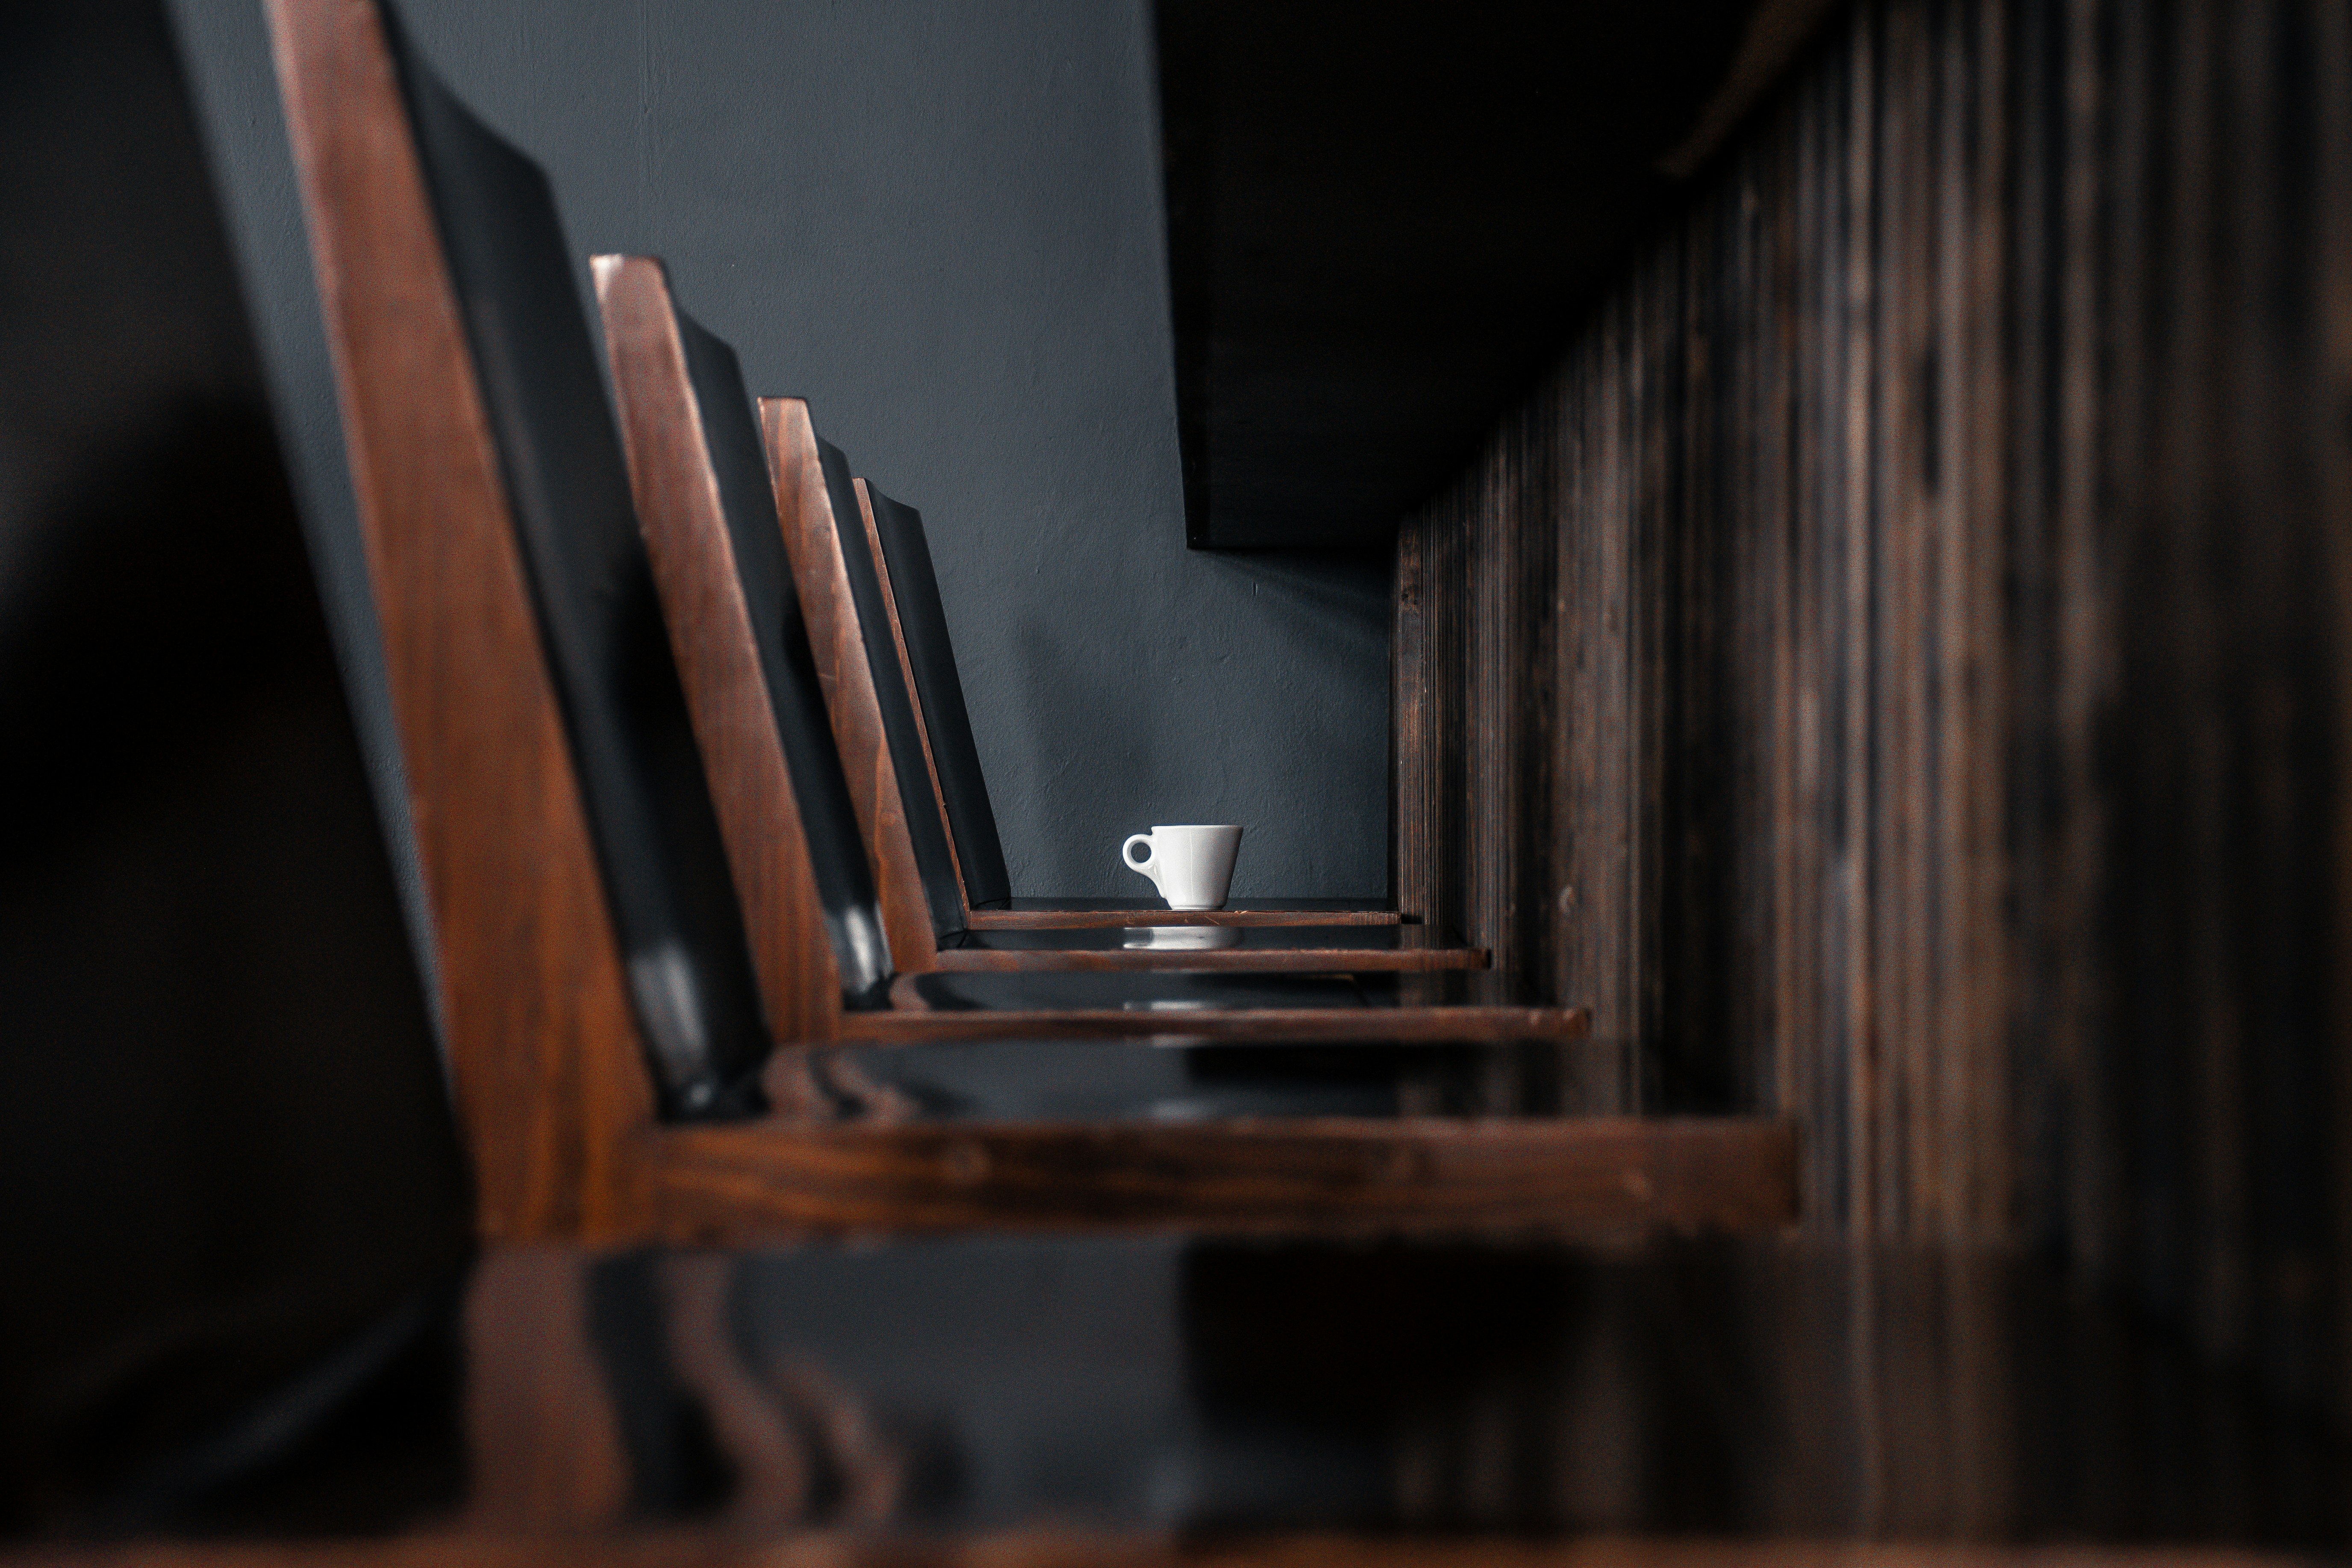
[1392, 0, 2352, 1400]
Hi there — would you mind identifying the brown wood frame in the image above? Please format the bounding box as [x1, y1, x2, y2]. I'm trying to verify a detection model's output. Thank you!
[270, 0, 657, 1239]
[657, 1112, 1797, 1237]
[757, 394, 945, 971]
[269, 0, 1787, 1244]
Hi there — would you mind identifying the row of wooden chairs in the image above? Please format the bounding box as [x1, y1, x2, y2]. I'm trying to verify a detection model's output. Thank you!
[595, 254, 1487, 982]
[605, 252, 1526, 1033]
[265, 0, 1795, 1243]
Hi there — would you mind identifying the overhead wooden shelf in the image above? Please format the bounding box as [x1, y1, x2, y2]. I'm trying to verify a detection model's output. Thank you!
[1158, 0, 1835, 550]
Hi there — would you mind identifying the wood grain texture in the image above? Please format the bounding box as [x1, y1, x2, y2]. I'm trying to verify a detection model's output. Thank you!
[651, 1116, 1799, 1239]
[266, 0, 654, 1240]
[762, 397, 940, 972]
[1395, 0, 2352, 1408]
[2322, 0, 2352, 1442]
[595, 256, 841, 1043]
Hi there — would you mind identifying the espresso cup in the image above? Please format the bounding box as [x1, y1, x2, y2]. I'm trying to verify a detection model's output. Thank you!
[1120, 824, 1244, 910]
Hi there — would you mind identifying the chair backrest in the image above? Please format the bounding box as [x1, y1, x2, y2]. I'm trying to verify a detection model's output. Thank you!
[859, 484, 1015, 909]
[593, 254, 895, 1025]
[269, 0, 773, 1210]
[761, 397, 967, 954]
[820, 443, 971, 941]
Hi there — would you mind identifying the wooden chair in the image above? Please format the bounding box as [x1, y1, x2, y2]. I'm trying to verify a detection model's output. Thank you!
[586, 250, 1543, 1024]
[594, 256, 1484, 979]
[850, 476, 1402, 930]
[753, 385, 1563, 1038]
[267, 0, 1794, 1241]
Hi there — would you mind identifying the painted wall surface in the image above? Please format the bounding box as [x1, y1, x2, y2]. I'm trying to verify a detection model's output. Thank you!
[167, 0, 1391, 959]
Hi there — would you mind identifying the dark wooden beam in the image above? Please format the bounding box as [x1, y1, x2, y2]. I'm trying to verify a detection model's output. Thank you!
[651, 1117, 1796, 1239]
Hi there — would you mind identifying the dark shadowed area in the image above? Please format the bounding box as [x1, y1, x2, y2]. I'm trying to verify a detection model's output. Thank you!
[0, 1, 471, 1533]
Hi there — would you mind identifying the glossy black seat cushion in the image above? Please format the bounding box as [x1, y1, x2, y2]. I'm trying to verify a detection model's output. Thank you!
[386, 12, 772, 1115]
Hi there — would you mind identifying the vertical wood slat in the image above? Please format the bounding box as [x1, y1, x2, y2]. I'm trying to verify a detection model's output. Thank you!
[2318, 0, 2352, 1433]
[1393, 0, 2352, 1406]
[1391, 516, 1428, 921]
[760, 398, 940, 974]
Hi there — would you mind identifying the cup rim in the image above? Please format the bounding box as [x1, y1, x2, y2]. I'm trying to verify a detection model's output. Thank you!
[1148, 823, 1243, 833]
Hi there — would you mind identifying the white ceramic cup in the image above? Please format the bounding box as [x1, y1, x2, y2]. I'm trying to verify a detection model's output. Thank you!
[1120, 824, 1244, 910]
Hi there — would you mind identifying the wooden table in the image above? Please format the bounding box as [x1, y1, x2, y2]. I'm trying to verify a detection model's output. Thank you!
[14, 1236, 2340, 1550]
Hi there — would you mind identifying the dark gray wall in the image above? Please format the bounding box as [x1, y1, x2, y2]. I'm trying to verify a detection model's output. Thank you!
[167, 0, 1390, 967]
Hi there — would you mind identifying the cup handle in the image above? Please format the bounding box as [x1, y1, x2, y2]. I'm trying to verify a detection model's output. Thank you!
[1122, 833, 1160, 891]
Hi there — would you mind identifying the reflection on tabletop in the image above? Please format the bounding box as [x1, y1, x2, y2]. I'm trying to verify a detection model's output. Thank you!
[29, 1238, 2338, 1542]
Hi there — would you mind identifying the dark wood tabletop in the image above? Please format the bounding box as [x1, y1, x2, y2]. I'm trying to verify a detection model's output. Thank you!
[14, 1236, 2342, 1550]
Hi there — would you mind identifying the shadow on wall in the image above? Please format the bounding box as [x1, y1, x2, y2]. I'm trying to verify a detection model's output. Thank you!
[1001, 549, 1391, 901]
[1189, 550, 1392, 902]
[1010, 617, 1163, 898]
